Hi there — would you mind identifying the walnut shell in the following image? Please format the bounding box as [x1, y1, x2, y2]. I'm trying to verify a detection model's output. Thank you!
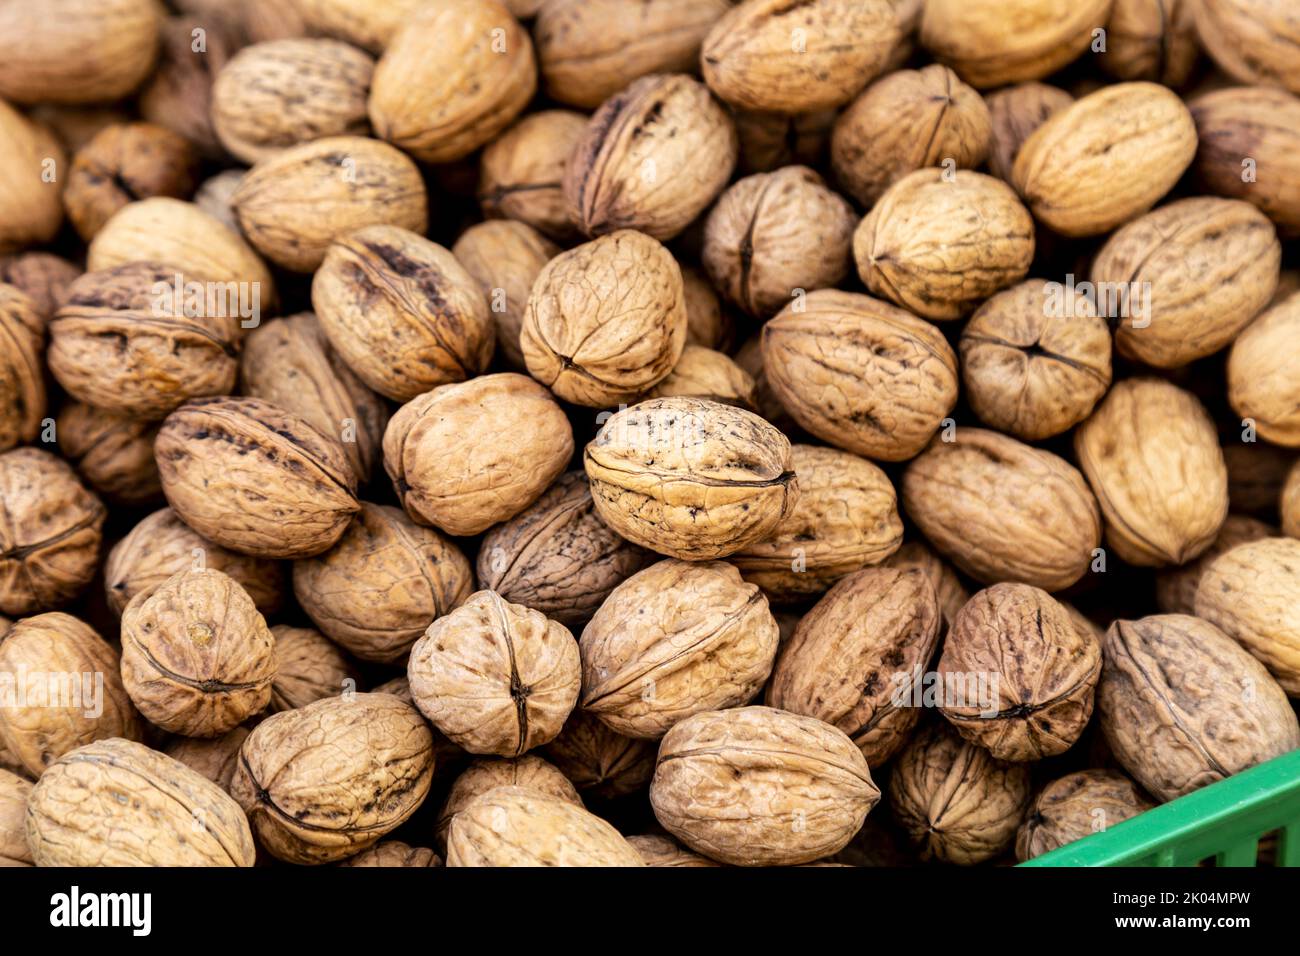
[291, 0, 423, 52]
[579, 560, 779, 738]
[369, 675, 468, 779]
[1224, 442, 1297, 519]
[0, 448, 106, 616]
[212, 39, 374, 165]
[1074, 378, 1228, 566]
[231, 693, 434, 864]
[139, 14, 235, 160]
[293, 502, 473, 664]
[831, 65, 991, 207]
[26, 738, 255, 867]
[0, 768, 32, 865]
[761, 289, 960, 460]
[854, 169, 1035, 320]
[340, 841, 442, 867]
[919, 0, 1109, 89]
[534, 0, 732, 109]
[269, 625, 356, 713]
[627, 833, 720, 867]
[0, 612, 141, 776]
[767, 566, 941, 765]
[0, 285, 45, 453]
[681, 267, 735, 352]
[0, 251, 79, 320]
[889, 722, 1031, 865]
[0, 100, 67, 254]
[702, 166, 856, 319]
[543, 709, 656, 799]
[1195, 538, 1300, 695]
[477, 471, 650, 627]
[49, 262, 240, 420]
[1156, 514, 1275, 615]
[435, 755, 582, 850]
[231, 135, 427, 272]
[240, 313, 388, 482]
[881, 540, 970, 634]
[104, 507, 285, 619]
[730, 445, 903, 602]
[732, 108, 837, 176]
[985, 82, 1073, 184]
[1103, 0, 1199, 86]
[1094, 198, 1280, 368]
[56, 401, 161, 505]
[701, 0, 900, 113]
[1228, 291, 1300, 446]
[584, 397, 799, 560]
[1015, 770, 1155, 862]
[1012, 82, 1197, 237]
[959, 279, 1112, 440]
[1099, 614, 1300, 802]
[368, 0, 536, 164]
[193, 170, 245, 233]
[1284, 463, 1300, 539]
[1195, 0, 1300, 95]
[164, 726, 251, 793]
[453, 220, 560, 371]
[408, 590, 581, 757]
[313, 225, 494, 402]
[650, 706, 880, 867]
[903, 428, 1102, 591]
[446, 785, 644, 867]
[383, 373, 573, 537]
[478, 110, 586, 243]
[734, 335, 804, 436]
[645, 346, 757, 410]
[156, 396, 361, 559]
[563, 74, 738, 241]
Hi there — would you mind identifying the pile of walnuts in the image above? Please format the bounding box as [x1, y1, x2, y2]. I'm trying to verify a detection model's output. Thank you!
[2, 0, 1299, 869]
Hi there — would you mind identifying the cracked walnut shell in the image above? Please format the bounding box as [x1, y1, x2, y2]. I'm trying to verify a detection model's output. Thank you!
[434, 755, 582, 850]
[0, 284, 45, 453]
[1016, 770, 1155, 862]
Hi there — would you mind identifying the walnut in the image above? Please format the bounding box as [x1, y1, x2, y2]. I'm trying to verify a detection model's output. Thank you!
[435, 755, 582, 850]
[0, 252, 79, 321]
[0, 101, 66, 254]
[0, 0, 159, 105]
[919, 0, 1110, 89]
[231, 136, 427, 272]
[702, 166, 856, 319]
[290, 0, 423, 52]
[232, 693, 435, 864]
[902, 428, 1102, 591]
[881, 540, 969, 633]
[28, 104, 130, 155]
[681, 267, 735, 352]
[105, 507, 285, 619]
[293, 502, 473, 664]
[408, 590, 581, 756]
[340, 842, 442, 867]
[55, 401, 161, 506]
[1074, 378, 1228, 566]
[383, 373, 573, 536]
[767, 566, 941, 765]
[734, 336, 805, 437]
[0, 768, 32, 865]
[959, 279, 1112, 440]
[212, 39, 374, 165]
[369, 0, 535, 164]
[0, 449, 106, 616]
[521, 231, 685, 406]
[627, 834, 720, 867]
[369, 675, 468, 780]
[855, 169, 1034, 320]
[1228, 291, 1300, 446]
[1194, 538, 1300, 695]
[831, 65, 991, 207]
[26, 739, 255, 867]
[164, 726, 251, 793]
[732, 108, 837, 176]
[580, 560, 779, 738]
[1284, 463, 1300, 538]
[63, 122, 198, 241]
[700, 0, 900, 113]
[1224, 443, 1297, 519]
[761, 289, 959, 461]
[446, 785, 644, 867]
[1099, 614, 1300, 802]
[1156, 515, 1275, 615]
[240, 314, 387, 482]
[584, 397, 799, 560]
[1102, 0, 1199, 87]
[534, 0, 731, 109]
[650, 706, 880, 867]
[543, 709, 656, 799]
[140, 15, 236, 160]
[0, 285, 45, 453]
[194, 170, 245, 234]
[645, 346, 757, 411]
[479, 111, 586, 242]
[564, 74, 738, 241]
[731, 445, 903, 602]
[0, 612, 141, 776]
[985, 82, 1073, 184]
[889, 722, 1031, 865]
[155, 396, 361, 559]
[477, 471, 650, 627]
[1015, 770, 1155, 862]
[1194, 0, 1300, 95]
[1094, 198, 1280, 368]
[269, 625, 356, 713]
[1012, 82, 1198, 237]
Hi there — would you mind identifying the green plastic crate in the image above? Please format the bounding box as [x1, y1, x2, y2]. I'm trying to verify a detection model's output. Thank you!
[1020, 749, 1300, 867]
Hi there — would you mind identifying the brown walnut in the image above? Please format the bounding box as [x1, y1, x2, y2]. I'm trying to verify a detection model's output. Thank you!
[881, 540, 970, 634]
[1194, 0, 1300, 95]
[0, 252, 79, 321]
[1015, 769, 1155, 862]
[0, 285, 45, 453]
[628, 834, 720, 867]
[56, 401, 161, 506]
[1228, 291, 1300, 446]
[434, 755, 582, 850]
[340, 841, 442, 868]
[164, 726, 251, 794]
[478, 110, 587, 242]
[985, 82, 1073, 184]
[543, 709, 657, 799]
[269, 625, 357, 713]
[1155, 515, 1275, 616]
[140, 14, 235, 160]
[0, 768, 32, 865]
[643, 346, 757, 411]
[0, 101, 67, 254]
[1102, 0, 1199, 87]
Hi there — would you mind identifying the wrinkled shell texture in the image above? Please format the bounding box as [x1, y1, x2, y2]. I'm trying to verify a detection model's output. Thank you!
[478, 111, 587, 243]
[1099, 615, 1300, 802]
[1155, 515, 1275, 616]
[294, 502, 472, 663]
[543, 709, 656, 799]
[55, 402, 161, 506]
[0, 252, 80, 320]
[231, 694, 434, 864]
[0, 768, 32, 865]
[435, 755, 582, 847]
[340, 841, 442, 867]
[882, 541, 970, 633]
[902, 429, 1101, 591]
[0, 285, 46, 453]
[645, 346, 757, 410]
[156, 396, 360, 559]
[651, 707, 880, 866]
[1195, 0, 1300, 94]
[408, 590, 581, 757]
[164, 726, 250, 794]
[762, 289, 959, 461]
[681, 268, 734, 351]
[628, 833, 719, 867]
[270, 625, 355, 713]
[580, 560, 779, 738]
[584, 398, 799, 560]
[1015, 770, 1154, 862]
[139, 13, 233, 160]
[733, 107, 837, 176]
[26, 739, 255, 867]
[1103, 0, 1199, 86]
[1074, 379, 1228, 566]
[767, 567, 940, 765]
[1228, 292, 1300, 446]
[985, 82, 1073, 183]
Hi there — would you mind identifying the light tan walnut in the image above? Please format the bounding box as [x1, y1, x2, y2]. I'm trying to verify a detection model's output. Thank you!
[1155, 515, 1276, 615]
[985, 82, 1073, 184]
[478, 111, 587, 243]
[1015, 770, 1155, 862]
[1194, 0, 1300, 95]
[0, 102, 66, 253]
[269, 624, 357, 713]
[1102, 0, 1199, 87]
[1228, 291, 1300, 446]
[434, 755, 582, 850]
